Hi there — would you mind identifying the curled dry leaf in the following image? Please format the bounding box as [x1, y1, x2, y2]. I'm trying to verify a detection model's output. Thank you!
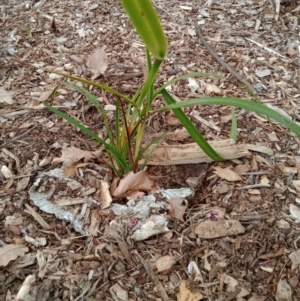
[166, 197, 188, 222]
[111, 171, 155, 198]
[214, 167, 242, 181]
[0, 244, 29, 267]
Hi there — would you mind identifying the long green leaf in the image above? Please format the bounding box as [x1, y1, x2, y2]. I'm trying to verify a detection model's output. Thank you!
[44, 70, 137, 108]
[44, 103, 128, 171]
[156, 96, 300, 137]
[66, 82, 116, 148]
[120, 0, 167, 60]
[160, 89, 223, 161]
[230, 107, 237, 143]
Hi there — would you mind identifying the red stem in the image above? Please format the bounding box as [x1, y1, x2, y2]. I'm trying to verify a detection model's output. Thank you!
[118, 97, 136, 173]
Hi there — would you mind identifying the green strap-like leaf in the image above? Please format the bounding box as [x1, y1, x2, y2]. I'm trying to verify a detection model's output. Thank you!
[120, 0, 167, 60]
[44, 103, 128, 171]
[161, 89, 224, 161]
[156, 96, 300, 137]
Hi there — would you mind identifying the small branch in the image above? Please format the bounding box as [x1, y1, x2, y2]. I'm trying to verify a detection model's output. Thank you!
[195, 24, 255, 94]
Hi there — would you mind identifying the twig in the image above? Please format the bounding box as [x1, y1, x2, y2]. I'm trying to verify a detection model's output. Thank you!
[151, 0, 175, 21]
[195, 24, 255, 94]
[245, 37, 287, 59]
[133, 250, 170, 301]
[236, 184, 271, 189]
[232, 214, 269, 221]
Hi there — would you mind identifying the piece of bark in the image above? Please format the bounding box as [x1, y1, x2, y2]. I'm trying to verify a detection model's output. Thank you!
[195, 219, 245, 239]
[142, 139, 250, 165]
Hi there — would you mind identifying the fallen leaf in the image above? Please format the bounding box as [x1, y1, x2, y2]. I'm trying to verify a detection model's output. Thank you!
[53, 147, 99, 177]
[166, 197, 188, 222]
[177, 280, 204, 301]
[111, 171, 154, 198]
[0, 244, 29, 267]
[86, 48, 108, 74]
[214, 167, 242, 181]
[53, 146, 95, 166]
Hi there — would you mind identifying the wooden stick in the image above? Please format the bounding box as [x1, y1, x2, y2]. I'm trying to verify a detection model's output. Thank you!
[195, 24, 255, 94]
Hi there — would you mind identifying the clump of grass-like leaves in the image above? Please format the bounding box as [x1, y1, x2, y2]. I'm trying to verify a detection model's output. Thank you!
[45, 0, 300, 177]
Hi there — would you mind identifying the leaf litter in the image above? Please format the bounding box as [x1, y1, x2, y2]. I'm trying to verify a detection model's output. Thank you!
[1, 0, 300, 300]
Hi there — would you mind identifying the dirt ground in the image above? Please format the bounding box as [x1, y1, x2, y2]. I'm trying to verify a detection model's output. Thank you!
[1, 0, 300, 300]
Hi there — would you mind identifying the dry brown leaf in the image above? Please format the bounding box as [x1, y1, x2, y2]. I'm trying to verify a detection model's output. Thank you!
[53, 147, 97, 178]
[0, 244, 29, 267]
[214, 167, 242, 181]
[166, 197, 188, 222]
[86, 48, 108, 74]
[177, 280, 204, 301]
[111, 171, 154, 198]
[53, 146, 95, 166]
